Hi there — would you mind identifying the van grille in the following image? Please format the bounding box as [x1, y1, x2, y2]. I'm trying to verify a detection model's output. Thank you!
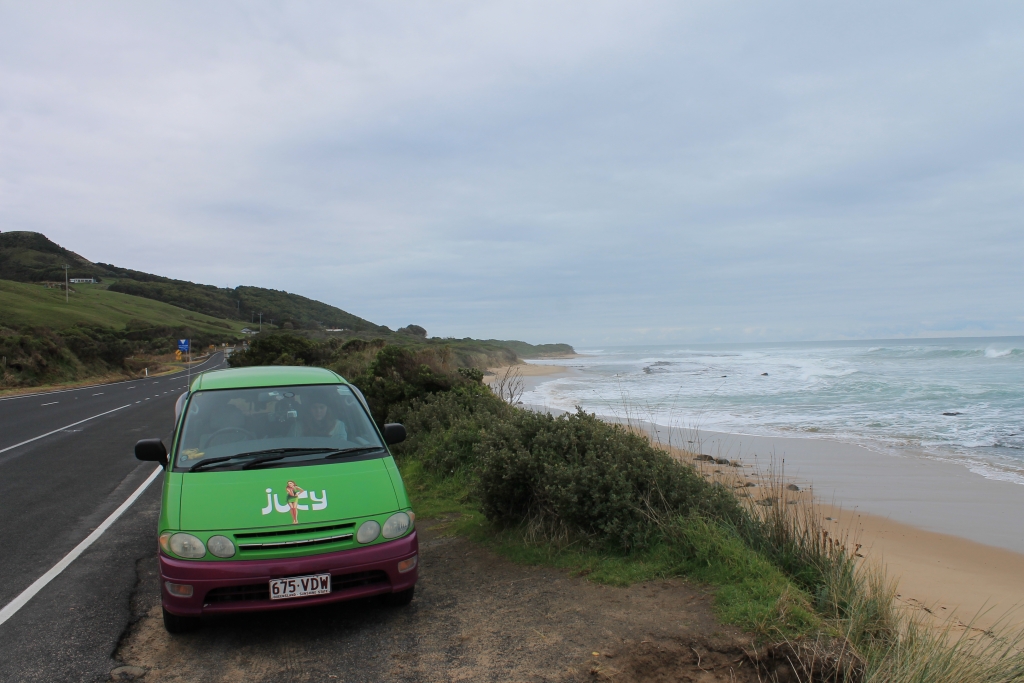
[238, 533, 353, 550]
[235, 522, 355, 540]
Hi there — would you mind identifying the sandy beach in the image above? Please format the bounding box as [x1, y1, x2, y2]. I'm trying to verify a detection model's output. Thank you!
[690, 432, 1024, 630]
[695, 433, 1024, 630]
[482, 362, 570, 390]
[824, 504, 1024, 630]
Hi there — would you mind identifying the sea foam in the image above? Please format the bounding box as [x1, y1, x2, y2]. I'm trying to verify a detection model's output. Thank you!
[523, 337, 1024, 485]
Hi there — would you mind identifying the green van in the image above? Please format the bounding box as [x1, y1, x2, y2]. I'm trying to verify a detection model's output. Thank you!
[135, 366, 417, 633]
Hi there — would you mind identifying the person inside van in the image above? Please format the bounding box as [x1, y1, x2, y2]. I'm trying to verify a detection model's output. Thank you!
[300, 401, 348, 440]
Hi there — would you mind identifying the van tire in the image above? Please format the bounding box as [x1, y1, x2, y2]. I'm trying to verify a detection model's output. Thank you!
[385, 586, 414, 607]
[163, 607, 201, 634]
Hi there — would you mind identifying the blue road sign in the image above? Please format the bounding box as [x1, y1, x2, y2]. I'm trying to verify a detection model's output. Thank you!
[177, 339, 190, 352]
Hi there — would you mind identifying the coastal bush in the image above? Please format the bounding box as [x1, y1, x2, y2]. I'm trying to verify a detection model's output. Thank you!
[475, 407, 745, 552]
[227, 333, 328, 367]
[388, 384, 748, 553]
[355, 345, 469, 424]
[388, 388, 506, 474]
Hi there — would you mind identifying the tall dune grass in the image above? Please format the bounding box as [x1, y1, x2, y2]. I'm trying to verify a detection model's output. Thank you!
[703, 457, 1024, 681]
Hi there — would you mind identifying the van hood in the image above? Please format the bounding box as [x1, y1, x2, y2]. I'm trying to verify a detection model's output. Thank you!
[178, 458, 399, 531]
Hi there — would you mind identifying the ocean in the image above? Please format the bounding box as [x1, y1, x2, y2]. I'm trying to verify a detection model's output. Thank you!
[522, 337, 1024, 485]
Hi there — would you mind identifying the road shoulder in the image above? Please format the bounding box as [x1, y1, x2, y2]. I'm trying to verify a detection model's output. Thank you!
[115, 518, 765, 682]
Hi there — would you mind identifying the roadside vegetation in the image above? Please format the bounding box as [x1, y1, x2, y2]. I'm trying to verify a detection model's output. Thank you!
[0, 320, 228, 389]
[228, 340, 1024, 682]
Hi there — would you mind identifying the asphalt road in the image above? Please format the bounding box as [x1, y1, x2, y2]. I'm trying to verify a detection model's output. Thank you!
[0, 354, 227, 682]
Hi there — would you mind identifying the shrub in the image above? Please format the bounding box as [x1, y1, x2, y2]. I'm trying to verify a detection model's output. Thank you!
[228, 333, 327, 367]
[354, 345, 466, 423]
[475, 407, 746, 552]
[388, 388, 507, 473]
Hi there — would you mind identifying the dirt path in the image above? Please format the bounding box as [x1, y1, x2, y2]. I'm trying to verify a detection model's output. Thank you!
[115, 518, 778, 682]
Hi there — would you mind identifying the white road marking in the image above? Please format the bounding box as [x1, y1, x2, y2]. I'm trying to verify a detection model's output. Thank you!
[93, 393, 104, 396]
[0, 466, 162, 627]
[0, 405, 131, 455]
[41, 402, 58, 406]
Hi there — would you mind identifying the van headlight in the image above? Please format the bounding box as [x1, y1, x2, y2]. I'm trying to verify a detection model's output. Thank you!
[168, 533, 206, 559]
[357, 520, 381, 543]
[207, 535, 235, 558]
[382, 512, 411, 539]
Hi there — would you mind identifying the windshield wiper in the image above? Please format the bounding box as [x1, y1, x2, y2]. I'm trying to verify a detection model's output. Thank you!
[188, 446, 385, 472]
[243, 446, 385, 470]
[189, 454, 251, 472]
[239, 448, 340, 470]
[188, 448, 330, 472]
[324, 446, 386, 460]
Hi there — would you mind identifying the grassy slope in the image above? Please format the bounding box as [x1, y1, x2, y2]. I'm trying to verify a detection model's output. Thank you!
[0, 279, 246, 337]
[0, 231, 385, 332]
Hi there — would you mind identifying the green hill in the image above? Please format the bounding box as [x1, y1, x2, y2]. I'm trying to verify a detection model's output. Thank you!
[0, 231, 384, 332]
[0, 230, 111, 282]
[0, 279, 243, 337]
[482, 339, 576, 358]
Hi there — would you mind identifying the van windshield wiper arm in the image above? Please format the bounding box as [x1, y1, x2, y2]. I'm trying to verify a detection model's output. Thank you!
[189, 454, 251, 472]
[239, 448, 337, 470]
[242, 446, 385, 470]
[188, 446, 385, 472]
[188, 448, 329, 472]
[324, 446, 386, 460]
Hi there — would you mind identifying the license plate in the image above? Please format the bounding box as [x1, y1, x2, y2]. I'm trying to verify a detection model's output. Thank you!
[269, 573, 331, 600]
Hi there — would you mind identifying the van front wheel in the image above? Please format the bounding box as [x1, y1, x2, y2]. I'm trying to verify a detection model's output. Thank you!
[384, 586, 414, 607]
[162, 607, 201, 634]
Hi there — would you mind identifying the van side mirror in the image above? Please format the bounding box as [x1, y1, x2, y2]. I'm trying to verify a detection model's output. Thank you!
[382, 423, 407, 446]
[135, 439, 168, 467]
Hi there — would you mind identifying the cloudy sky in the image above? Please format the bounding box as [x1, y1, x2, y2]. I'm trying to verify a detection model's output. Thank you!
[2, 2, 1023, 345]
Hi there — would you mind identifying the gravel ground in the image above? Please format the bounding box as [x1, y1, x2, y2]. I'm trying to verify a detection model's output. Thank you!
[114, 517, 778, 682]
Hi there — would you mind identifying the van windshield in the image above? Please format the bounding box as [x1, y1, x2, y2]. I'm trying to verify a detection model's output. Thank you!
[174, 384, 384, 472]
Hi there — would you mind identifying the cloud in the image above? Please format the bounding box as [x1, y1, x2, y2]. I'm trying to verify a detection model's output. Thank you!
[2, 1, 1023, 343]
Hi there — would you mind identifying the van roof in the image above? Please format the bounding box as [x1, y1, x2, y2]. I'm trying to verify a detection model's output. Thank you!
[189, 365, 346, 392]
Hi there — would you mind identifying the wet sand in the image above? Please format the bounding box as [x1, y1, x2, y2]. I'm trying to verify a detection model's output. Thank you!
[689, 430, 1024, 555]
[686, 431, 1024, 629]
[823, 504, 1024, 629]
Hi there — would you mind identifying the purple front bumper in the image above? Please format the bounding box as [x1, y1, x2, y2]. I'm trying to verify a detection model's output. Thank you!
[161, 531, 418, 617]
